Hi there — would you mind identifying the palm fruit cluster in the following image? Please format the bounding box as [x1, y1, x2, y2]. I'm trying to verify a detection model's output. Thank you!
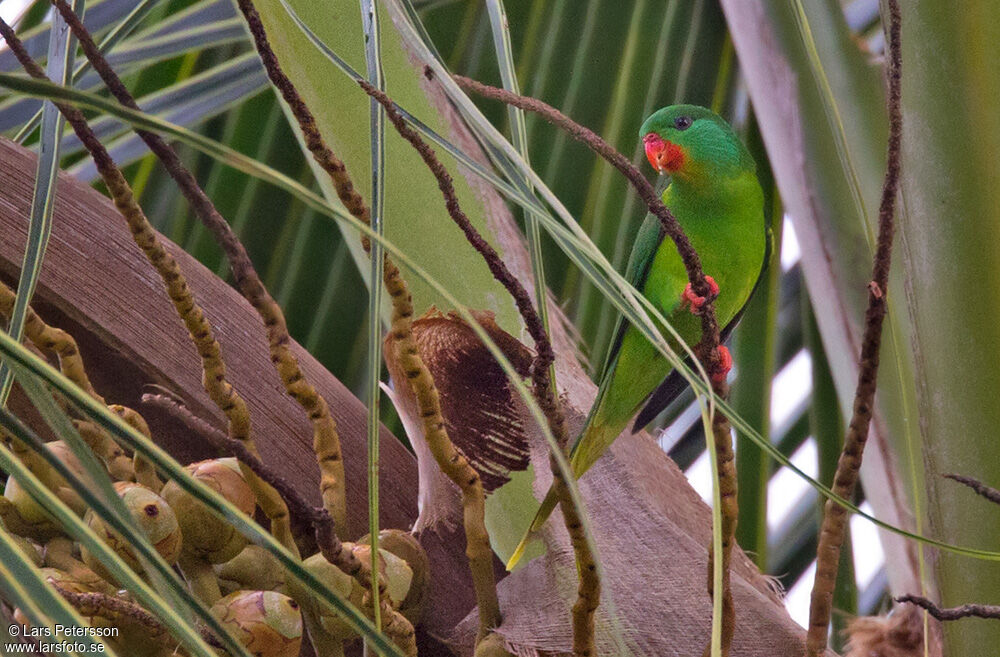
[2, 443, 429, 657]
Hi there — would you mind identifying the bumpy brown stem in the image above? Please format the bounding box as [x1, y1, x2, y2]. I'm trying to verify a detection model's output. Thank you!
[550, 468, 599, 656]
[48, 0, 347, 537]
[0, 284, 96, 398]
[0, 15, 297, 557]
[109, 406, 160, 490]
[74, 420, 131, 482]
[382, 256, 501, 641]
[944, 474, 1000, 507]
[805, 1, 902, 654]
[703, 408, 737, 657]
[56, 585, 228, 652]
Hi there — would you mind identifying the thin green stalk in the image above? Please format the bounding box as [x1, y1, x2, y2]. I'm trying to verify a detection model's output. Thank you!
[0, 0, 83, 407]
[788, 0, 870, 242]
[361, 0, 386, 635]
[484, 0, 557, 414]
[706, 416, 724, 657]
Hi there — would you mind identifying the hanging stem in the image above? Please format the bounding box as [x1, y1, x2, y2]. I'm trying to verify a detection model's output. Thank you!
[943, 474, 1000, 507]
[897, 595, 1000, 622]
[805, 1, 903, 654]
[0, 281, 131, 481]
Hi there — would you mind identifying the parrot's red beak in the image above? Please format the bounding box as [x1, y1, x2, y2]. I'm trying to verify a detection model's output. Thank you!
[643, 133, 684, 172]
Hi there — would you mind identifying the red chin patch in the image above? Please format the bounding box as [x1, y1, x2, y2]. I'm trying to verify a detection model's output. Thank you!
[643, 133, 685, 172]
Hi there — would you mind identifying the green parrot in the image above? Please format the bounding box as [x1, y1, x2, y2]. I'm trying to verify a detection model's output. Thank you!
[506, 105, 769, 570]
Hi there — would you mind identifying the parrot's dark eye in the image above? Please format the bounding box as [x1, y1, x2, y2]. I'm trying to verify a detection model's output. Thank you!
[673, 116, 693, 131]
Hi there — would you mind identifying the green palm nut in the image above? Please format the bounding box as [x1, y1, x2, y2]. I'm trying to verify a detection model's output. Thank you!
[2, 440, 87, 539]
[211, 590, 302, 657]
[301, 548, 359, 641]
[302, 540, 415, 640]
[39, 566, 94, 592]
[80, 481, 182, 580]
[11, 533, 43, 566]
[160, 457, 255, 563]
[352, 542, 414, 613]
[358, 529, 428, 624]
[217, 545, 286, 595]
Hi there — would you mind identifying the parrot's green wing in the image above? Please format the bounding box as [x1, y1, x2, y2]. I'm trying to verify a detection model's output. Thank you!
[570, 176, 670, 454]
[601, 213, 667, 379]
[569, 177, 670, 456]
[631, 223, 774, 431]
[600, 176, 671, 379]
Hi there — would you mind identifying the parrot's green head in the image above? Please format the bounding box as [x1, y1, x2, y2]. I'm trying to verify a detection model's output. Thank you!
[640, 105, 755, 184]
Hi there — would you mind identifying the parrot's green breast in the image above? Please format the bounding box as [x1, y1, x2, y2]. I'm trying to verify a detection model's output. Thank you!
[646, 169, 766, 329]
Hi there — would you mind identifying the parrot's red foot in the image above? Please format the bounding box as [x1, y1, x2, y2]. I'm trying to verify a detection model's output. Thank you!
[681, 275, 720, 314]
[712, 345, 732, 385]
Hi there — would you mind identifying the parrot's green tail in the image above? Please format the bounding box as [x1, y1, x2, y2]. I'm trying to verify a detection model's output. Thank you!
[504, 418, 619, 571]
[504, 486, 559, 570]
[504, 342, 640, 571]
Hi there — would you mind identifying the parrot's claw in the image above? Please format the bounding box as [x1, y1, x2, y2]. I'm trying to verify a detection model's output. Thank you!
[681, 275, 720, 314]
[712, 345, 732, 384]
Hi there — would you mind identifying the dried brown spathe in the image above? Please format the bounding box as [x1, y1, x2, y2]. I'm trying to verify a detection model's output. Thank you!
[386, 309, 532, 502]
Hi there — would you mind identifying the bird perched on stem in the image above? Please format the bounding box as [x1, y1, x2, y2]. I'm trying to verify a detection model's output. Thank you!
[506, 105, 769, 569]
